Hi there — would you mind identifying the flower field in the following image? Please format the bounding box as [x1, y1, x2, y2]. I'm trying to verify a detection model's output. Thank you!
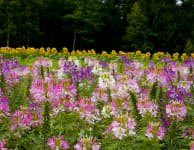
[0, 47, 194, 150]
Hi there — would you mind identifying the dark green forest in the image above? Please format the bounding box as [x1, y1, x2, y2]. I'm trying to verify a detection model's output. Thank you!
[0, 0, 193, 53]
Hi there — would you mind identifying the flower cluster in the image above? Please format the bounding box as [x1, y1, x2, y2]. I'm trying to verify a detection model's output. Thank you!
[106, 113, 136, 140]
[74, 136, 100, 150]
[145, 122, 165, 140]
[137, 98, 158, 117]
[9, 107, 43, 137]
[166, 100, 187, 121]
[47, 136, 69, 150]
[78, 98, 100, 124]
[0, 96, 9, 122]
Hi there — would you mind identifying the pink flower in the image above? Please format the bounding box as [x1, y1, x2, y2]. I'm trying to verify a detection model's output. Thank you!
[107, 113, 136, 139]
[137, 98, 158, 117]
[166, 100, 187, 121]
[74, 136, 100, 150]
[0, 138, 5, 148]
[47, 136, 69, 150]
[74, 144, 82, 150]
[145, 122, 165, 140]
[92, 144, 101, 150]
[60, 141, 69, 149]
[191, 141, 194, 150]
[47, 136, 56, 148]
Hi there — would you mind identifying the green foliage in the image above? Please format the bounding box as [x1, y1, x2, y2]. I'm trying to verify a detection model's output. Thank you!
[7, 76, 29, 112]
[0, 73, 6, 94]
[185, 38, 194, 55]
[40, 65, 44, 79]
[122, 1, 153, 51]
[129, 91, 141, 121]
[150, 80, 158, 100]
[42, 101, 50, 150]
[63, 0, 104, 49]
[177, 70, 181, 82]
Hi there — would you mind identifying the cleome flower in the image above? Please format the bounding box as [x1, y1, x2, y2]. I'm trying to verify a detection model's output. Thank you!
[74, 136, 100, 150]
[137, 98, 158, 117]
[166, 100, 187, 121]
[145, 122, 165, 140]
[47, 135, 69, 150]
[105, 113, 136, 140]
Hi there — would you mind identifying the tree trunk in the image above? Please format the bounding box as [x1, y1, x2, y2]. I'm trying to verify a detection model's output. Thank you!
[6, 0, 10, 47]
[73, 32, 76, 50]
[94, 31, 96, 50]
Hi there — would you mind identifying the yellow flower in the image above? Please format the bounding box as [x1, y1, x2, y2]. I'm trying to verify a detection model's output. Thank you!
[191, 53, 194, 57]
[88, 50, 92, 54]
[63, 47, 68, 53]
[47, 47, 51, 52]
[111, 50, 117, 56]
[146, 52, 151, 57]
[22, 46, 26, 51]
[182, 53, 187, 57]
[180, 56, 185, 61]
[71, 50, 75, 55]
[102, 51, 107, 55]
[91, 49, 96, 54]
[173, 52, 179, 58]
[153, 53, 159, 58]
[31, 48, 35, 52]
[40, 47, 45, 53]
[141, 54, 145, 57]
[52, 48, 57, 54]
[136, 50, 141, 55]
[83, 50, 87, 55]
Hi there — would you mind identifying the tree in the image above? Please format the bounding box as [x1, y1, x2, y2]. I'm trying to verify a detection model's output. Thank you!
[64, 0, 103, 50]
[122, 1, 153, 51]
[185, 38, 194, 54]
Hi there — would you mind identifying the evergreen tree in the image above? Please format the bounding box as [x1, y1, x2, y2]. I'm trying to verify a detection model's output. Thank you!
[122, 1, 153, 51]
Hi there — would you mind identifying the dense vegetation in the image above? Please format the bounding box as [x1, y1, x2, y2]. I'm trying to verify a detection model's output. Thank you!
[0, 0, 193, 53]
[0, 49, 194, 149]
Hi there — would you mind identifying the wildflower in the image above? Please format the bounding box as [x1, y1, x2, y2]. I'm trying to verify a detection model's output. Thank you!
[145, 122, 165, 140]
[191, 141, 194, 150]
[0, 138, 5, 148]
[166, 100, 187, 121]
[74, 136, 100, 150]
[47, 136, 69, 150]
[137, 98, 158, 117]
[106, 113, 136, 140]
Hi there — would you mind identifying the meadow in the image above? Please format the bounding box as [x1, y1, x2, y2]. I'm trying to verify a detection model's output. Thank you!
[0, 47, 193, 150]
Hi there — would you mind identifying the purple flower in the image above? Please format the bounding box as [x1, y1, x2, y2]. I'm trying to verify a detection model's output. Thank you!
[149, 61, 155, 67]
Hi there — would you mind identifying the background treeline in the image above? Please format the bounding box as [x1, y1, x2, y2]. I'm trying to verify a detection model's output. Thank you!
[0, 0, 193, 53]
